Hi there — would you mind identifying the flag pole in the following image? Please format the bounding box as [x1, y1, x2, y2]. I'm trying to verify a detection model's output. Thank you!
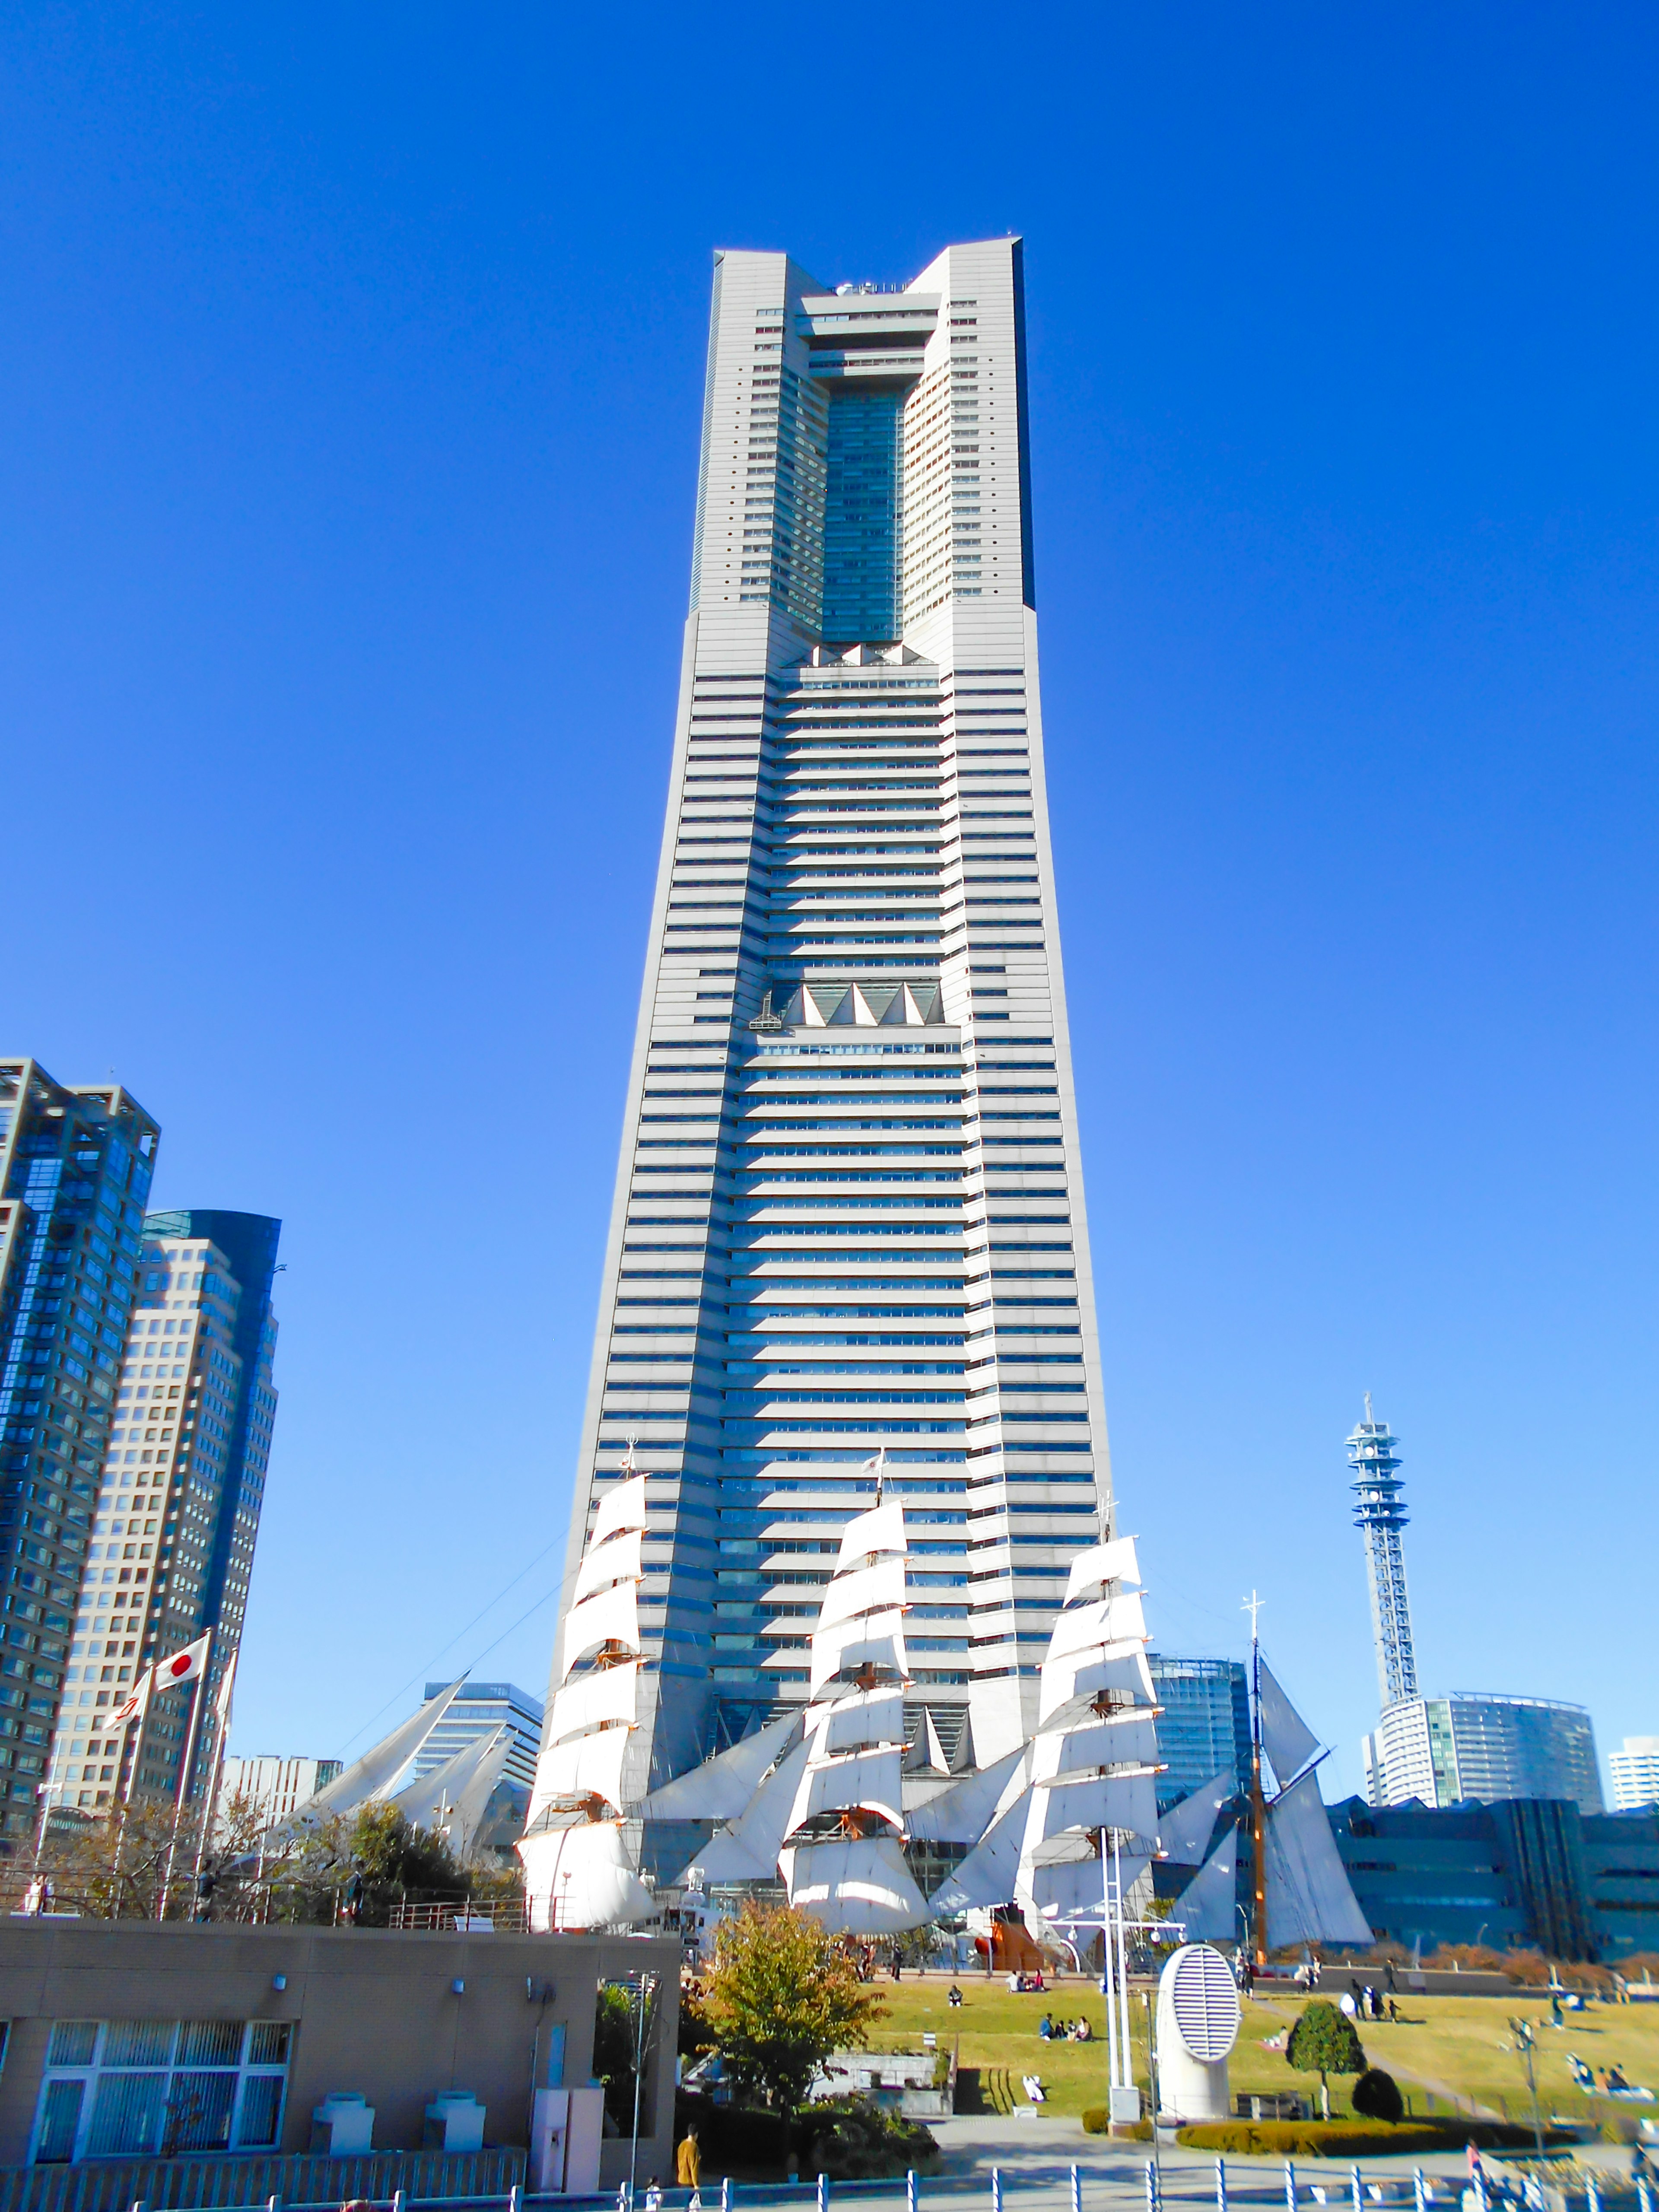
[192, 1648, 238, 1892]
[159, 1628, 213, 1918]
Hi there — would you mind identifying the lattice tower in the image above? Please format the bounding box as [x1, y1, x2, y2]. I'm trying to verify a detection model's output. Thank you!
[1347, 1395, 1417, 1707]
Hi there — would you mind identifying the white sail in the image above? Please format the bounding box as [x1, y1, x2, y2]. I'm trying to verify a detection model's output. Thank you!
[677, 1738, 811, 1883]
[561, 1578, 640, 1674]
[536, 1723, 631, 1812]
[1064, 1535, 1141, 1606]
[819, 1554, 906, 1631]
[520, 1820, 652, 1932]
[782, 1834, 926, 1935]
[821, 1686, 906, 1757]
[1044, 1590, 1148, 1668]
[1157, 1768, 1236, 1866]
[1037, 1649, 1159, 1734]
[590, 1470, 648, 1549]
[1048, 1715, 1161, 1773]
[391, 1727, 515, 1859]
[929, 1793, 1027, 1912]
[810, 1609, 907, 1691]
[1030, 1768, 1160, 1849]
[548, 1658, 641, 1745]
[836, 1497, 906, 1566]
[280, 1678, 467, 1833]
[791, 1746, 904, 1833]
[1025, 1848, 1151, 1926]
[572, 1525, 644, 1606]
[1263, 1769, 1372, 1949]
[641, 1710, 798, 1821]
[1171, 1826, 1239, 1944]
[908, 1746, 1028, 1843]
[1258, 1659, 1321, 1787]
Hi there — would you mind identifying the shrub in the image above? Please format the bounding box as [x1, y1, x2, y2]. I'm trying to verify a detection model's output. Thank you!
[1082, 2109, 1152, 2138]
[1175, 2120, 1577, 2158]
[1352, 2068, 1405, 2123]
[795, 2097, 938, 2179]
[674, 2094, 794, 2178]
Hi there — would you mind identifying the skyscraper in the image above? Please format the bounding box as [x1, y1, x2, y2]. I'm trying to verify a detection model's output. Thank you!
[1363, 1691, 1604, 1815]
[1607, 1737, 1659, 1813]
[1147, 1654, 1251, 1808]
[415, 1679, 543, 1794]
[530, 240, 1112, 1863]
[1348, 1398, 1417, 1709]
[0, 1060, 159, 1836]
[46, 1211, 280, 1809]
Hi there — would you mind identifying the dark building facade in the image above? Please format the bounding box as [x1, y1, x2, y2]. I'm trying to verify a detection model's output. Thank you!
[1330, 1795, 1659, 1962]
[0, 1062, 159, 1837]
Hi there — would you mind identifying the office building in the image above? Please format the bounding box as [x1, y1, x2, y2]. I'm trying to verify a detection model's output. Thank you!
[0, 1060, 159, 1836]
[1348, 1399, 1417, 1707]
[47, 1211, 280, 1809]
[529, 240, 1113, 1863]
[1330, 1794, 1659, 1962]
[1610, 1736, 1659, 1812]
[1363, 1691, 1604, 1816]
[415, 1680, 543, 1794]
[1148, 1654, 1250, 1808]
[219, 1754, 343, 1827]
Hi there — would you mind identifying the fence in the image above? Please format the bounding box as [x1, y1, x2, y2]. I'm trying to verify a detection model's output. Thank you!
[0, 2146, 524, 2212]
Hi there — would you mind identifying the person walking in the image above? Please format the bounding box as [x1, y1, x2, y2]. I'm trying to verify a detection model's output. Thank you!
[676, 2128, 701, 2192]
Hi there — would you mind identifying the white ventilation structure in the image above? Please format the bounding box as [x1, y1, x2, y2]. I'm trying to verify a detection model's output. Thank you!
[1155, 1942, 1241, 2121]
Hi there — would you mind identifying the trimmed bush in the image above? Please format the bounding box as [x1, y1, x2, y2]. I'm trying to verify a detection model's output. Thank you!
[1175, 2119, 1576, 2158]
[1352, 2069, 1405, 2123]
[1082, 2109, 1152, 2138]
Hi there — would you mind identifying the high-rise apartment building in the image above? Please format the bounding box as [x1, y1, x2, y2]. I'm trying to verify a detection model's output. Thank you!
[1148, 1654, 1251, 1808]
[46, 1211, 280, 1810]
[0, 1061, 159, 1836]
[1363, 1691, 1604, 1816]
[1610, 1737, 1659, 1812]
[530, 240, 1113, 1870]
[415, 1680, 543, 1794]
[219, 1754, 343, 1827]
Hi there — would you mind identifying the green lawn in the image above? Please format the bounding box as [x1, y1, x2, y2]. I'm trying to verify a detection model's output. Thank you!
[854, 1976, 1659, 2126]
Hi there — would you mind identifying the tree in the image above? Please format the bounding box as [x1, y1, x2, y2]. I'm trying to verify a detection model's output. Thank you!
[1285, 1999, 1367, 2120]
[702, 1901, 886, 2110]
[1352, 2067, 1404, 2123]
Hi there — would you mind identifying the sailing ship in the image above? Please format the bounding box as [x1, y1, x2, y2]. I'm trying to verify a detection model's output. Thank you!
[516, 1459, 653, 1931]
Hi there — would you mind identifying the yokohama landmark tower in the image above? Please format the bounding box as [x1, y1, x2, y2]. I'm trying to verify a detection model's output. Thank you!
[530, 240, 1116, 1875]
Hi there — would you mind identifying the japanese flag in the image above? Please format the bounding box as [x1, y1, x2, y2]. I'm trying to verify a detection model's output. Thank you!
[154, 1632, 212, 1692]
[108, 1674, 152, 1729]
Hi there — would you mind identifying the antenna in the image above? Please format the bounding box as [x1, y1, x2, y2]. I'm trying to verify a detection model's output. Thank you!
[1346, 1403, 1417, 1707]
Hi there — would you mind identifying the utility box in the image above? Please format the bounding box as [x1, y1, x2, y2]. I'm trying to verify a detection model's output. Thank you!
[531, 2085, 604, 2194]
[310, 2092, 375, 2155]
[423, 2091, 486, 2151]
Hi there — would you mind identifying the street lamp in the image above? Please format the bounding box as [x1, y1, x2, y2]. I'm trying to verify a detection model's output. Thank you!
[1509, 2016, 1545, 2160]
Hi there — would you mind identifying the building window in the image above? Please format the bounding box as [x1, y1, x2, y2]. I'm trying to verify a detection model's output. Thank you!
[32, 2018, 291, 2162]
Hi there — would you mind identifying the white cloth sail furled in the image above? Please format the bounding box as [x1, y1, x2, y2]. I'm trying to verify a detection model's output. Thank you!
[518, 1464, 652, 1931]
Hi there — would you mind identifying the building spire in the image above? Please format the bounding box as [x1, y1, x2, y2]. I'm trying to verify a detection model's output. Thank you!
[1347, 1401, 1417, 1709]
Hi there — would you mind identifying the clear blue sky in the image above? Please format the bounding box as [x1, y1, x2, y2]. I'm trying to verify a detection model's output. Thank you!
[5, 5, 1655, 1799]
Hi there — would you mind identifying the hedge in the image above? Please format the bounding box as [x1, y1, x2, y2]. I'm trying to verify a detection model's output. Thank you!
[1173, 2120, 1575, 2157]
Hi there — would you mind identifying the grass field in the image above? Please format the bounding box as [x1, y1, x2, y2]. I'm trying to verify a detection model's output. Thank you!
[851, 1975, 1659, 2127]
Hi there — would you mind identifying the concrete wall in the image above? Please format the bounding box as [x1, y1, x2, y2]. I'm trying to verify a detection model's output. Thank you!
[0, 1921, 678, 2185]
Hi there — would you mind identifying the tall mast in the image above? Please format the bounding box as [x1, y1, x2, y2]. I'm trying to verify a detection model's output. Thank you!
[1244, 1590, 1266, 1969]
[1347, 1397, 1417, 1708]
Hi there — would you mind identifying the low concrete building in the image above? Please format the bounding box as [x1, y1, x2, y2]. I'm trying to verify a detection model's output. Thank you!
[0, 1919, 677, 2198]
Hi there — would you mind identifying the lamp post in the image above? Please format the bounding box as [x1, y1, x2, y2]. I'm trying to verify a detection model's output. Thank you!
[1509, 2017, 1545, 2160]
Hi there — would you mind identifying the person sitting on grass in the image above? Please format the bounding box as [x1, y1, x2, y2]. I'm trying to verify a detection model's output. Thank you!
[1037, 2012, 1054, 2040]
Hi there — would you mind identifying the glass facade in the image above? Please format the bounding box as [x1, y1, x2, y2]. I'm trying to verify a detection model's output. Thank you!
[821, 387, 904, 641]
[32, 2017, 291, 2163]
[1148, 1653, 1251, 1810]
[0, 1062, 159, 1836]
[417, 1677, 543, 1793]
